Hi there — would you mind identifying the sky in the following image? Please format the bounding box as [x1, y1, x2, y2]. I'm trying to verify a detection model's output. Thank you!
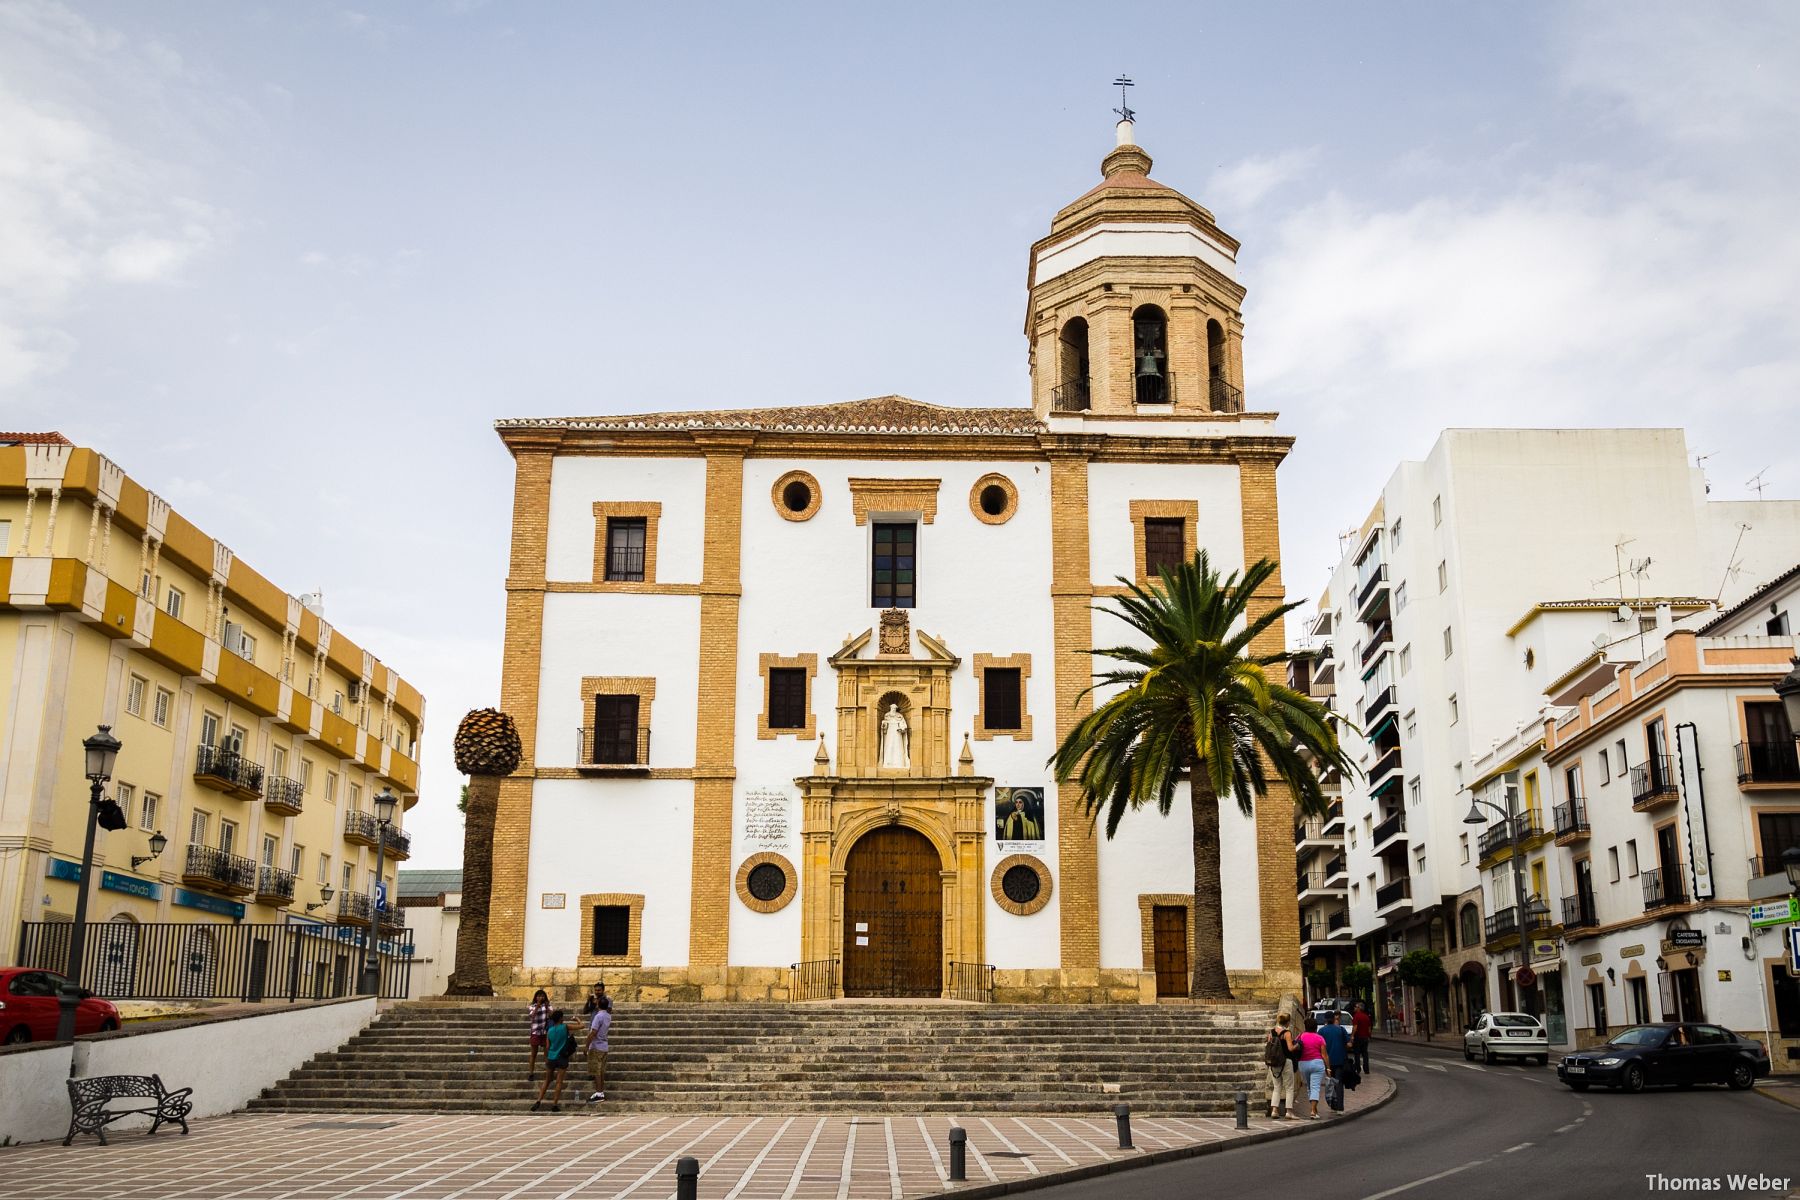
[4, 1, 1798, 872]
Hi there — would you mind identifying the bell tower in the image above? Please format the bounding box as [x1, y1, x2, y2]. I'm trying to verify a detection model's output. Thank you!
[1026, 117, 1248, 420]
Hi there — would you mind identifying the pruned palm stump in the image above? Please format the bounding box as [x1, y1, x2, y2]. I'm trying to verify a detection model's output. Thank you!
[448, 707, 521, 996]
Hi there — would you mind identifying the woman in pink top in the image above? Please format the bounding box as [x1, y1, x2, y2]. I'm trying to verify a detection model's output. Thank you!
[1295, 1017, 1329, 1119]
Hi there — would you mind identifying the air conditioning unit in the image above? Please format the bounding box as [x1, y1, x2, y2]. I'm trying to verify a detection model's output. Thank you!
[347, 680, 362, 703]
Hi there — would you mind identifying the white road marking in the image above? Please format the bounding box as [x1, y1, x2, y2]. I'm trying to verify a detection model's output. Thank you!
[1456, 1063, 1486, 1072]
[1358, 1158, 1490, 1200]
[1422, 1063, 1448, 1073]
[777, 1117, 830, 1200]
[1385, 1063, 1411, 1073]
[883, 1118, 901, 1200]
[834, 1119, 858, 1200]
[979, 1117, 1039, 1175]
[723, 1116, 797, 1200]
[913, 1116, 948, 1185]
[1503, 1142, 1534, 1154]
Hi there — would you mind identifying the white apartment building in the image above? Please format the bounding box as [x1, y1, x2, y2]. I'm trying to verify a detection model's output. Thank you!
[1312, 428, 1800, 1037]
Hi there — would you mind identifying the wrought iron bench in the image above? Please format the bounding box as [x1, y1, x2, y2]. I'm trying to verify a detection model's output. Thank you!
[62, 1074, 193, 1145]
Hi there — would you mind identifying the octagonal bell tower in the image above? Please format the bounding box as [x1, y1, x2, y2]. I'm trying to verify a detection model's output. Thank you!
[1026, 119, 1247, 420]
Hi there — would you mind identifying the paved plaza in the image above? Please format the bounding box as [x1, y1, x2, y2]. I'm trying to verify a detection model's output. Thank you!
[0, 1077, 1391, 1200]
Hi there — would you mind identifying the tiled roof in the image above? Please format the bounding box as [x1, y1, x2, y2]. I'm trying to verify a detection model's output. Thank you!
[497, 395, 1046, 437]
[1698, 562, 1800, 634]
[398, 869, 462, 897]
[0, 431, 73, 445]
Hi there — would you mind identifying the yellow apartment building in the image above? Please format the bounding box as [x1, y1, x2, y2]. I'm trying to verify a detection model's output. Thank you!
[0, 433, 425, 993]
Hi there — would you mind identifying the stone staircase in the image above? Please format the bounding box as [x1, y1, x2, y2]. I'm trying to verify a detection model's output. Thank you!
[248, 1001, 1271, 1115]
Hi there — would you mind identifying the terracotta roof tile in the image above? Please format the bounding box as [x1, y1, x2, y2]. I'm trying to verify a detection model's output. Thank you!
[498, 395, 1045, 437]
[0, 431, 73, 445]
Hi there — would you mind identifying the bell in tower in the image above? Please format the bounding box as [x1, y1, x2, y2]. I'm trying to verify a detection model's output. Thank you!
[1025, 102, 1248, 420]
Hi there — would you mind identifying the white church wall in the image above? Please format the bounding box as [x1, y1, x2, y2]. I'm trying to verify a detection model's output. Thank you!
[523, 777, 695, 969]
[543, 454, 708, 583]
[1086, 461, 1244, 586]
[535, 592, 700, 770]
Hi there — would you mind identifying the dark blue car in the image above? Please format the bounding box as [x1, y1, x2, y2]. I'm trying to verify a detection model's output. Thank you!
[1556, 1023, 1771, 1093]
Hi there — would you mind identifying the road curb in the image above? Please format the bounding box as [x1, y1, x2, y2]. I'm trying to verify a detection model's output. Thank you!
[1753, 1083, 1800, 1112]
[916, 1075, 1400, 1200]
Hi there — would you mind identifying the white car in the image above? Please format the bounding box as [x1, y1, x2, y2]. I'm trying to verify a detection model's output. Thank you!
[1464, 1012, 1549, 1064]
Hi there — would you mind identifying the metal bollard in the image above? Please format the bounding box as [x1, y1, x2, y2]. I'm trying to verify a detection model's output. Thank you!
[676, 1155, 699, 1200]
[1114, 1102, 1133, 1149]
[1234, 1090, 1248, 1129]
[949, 1126, 967, 1181]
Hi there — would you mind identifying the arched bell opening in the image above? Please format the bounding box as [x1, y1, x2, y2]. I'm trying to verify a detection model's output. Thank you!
[1132, 305, 1169, 404]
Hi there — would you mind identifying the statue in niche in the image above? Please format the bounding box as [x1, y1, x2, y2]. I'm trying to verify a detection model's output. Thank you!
[879, 703, 910, 769]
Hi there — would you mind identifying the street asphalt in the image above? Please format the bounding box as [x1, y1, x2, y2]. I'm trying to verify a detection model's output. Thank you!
[1027, 1039, 1800, 1200]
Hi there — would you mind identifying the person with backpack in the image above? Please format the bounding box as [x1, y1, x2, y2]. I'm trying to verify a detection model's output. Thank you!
[1295, 1016, 1328, 1120]
[531, 1009, 574, 1112]
[1263, 1012, 1299, 1119]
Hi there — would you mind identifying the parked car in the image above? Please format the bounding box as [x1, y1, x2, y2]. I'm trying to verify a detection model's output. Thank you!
[1556, 1023, 1771, 1092]
[1310, 1005, 1355, 1030]
[0, 967, 120, 1043]
[1463, 1011, 1549, 1064]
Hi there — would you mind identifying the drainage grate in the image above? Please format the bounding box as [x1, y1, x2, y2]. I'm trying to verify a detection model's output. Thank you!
[291, 1121, 401, 1131]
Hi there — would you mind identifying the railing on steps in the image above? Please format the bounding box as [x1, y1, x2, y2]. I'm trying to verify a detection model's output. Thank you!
[790, 958, 838, 1001]
[948, 961, 996, 1002]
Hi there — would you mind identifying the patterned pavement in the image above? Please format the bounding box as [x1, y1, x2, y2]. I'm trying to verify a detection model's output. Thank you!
[0, 1079, 1392, 1199]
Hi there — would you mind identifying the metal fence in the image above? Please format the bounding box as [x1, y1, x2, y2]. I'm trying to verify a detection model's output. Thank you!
[948, 961, 995, 1002]
[17, 920, 414, 1002]
[790, 958, 837, 1002]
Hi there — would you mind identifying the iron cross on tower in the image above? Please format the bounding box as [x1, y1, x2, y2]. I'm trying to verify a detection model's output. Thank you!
[1113, 75, 1135, 123]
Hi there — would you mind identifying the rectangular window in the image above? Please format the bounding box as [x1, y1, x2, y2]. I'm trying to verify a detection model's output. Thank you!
[325, 772, 338, 804]
[1390, 518, 1402, 548]
[239, 631, 257, 661]
[1448, 694, 1459, 725]
[1769, 612, 1791, 636]
[592, 905, 631, 957]
[291, 844, 304, 875]
[1408, 778, 1422, 808]
[262, 835, 278, 867]
[1395, 581, 1408, 612]
[1459, 832, 1470, 863]
[190, 809, 210, 846]
[871, 522, 917, 609]
[1614, 738, 1628, 772]
[271, 745, 288, 781]
[1404, 711, 1417, 739]
[1588, 982, 1608, 1037]
[1758, 812, 1800, 872]
[604, 518, 647, 582]
[318, 852, 331, 884]
[1437, 561, 1448, 593]
[219, 820, 237, 856]
[199, 711, 220, 748]
[1142, 518, 1186, 576]
[343, 863, 353, 891]
[1608, 846, 1620, 882]
[983, 667, 1023, 731]
[116, 783, 135, 820]
[141, 792, 159, 832]
[1442, 626, 1454, 658]
[152, 687, 172, 727]
[166, 586, 184, 620]
[1626, 839, 1639, 877]
[593, 694, 642, 764]
[1399, 645, 1412, 676]
[0, 519, 9, 553]
[1433, 495, 1443, 527]
[1599, 748, 1611, 783]
[1745, 701, 1793, 746]
[767, 668, 807, 731]
[349, 783, 363, 814]
[301, 759, 314, 795]
[125, 675, 147, 717]
[1564, 764, 1581, 802]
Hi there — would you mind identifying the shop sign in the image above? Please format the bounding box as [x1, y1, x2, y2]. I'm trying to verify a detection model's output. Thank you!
[1619, 943, 1646, 958]
[172, 888, 245, 920]
[45, 857, 83, 882]
[1668, 929, 1705, 948]
[1750, 897, 1799, 929]
[99, 870, 160, 900]
[1580, 953, 1603, 966]
[1529, 938, 1558, 960]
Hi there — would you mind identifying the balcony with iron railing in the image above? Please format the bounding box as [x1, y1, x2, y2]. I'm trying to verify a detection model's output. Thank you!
[1368, 744, 1403, 789]
[1327, 909, 1352, 937]
[1371, 810, 1406, 852]
[1322, 856, 1347, 884]
[263, 775, 304, 817]
[1736, 740, 1800, 785]
[1298, 870, 1347, 898]
[181, 844, 256, 895]
[1749, 853, 1800, 879]
[1483, 906, 1519, 947]
[1354, 564, 1389, 613]
[193, 744, 264, 800]
[1363, 685, 1396, 725]
[1321, 801, 1345, 836]
[1642, 866, 1687, 912]
[1630, 755, 1679, 811]
[1477, 814, 1546, 865]
[577, 726, 652, 772]
[337, 891, 371, 923]
[1208, 376, 1244, 413]
[1561, 894, 1599, 934]
[255, 865, 297, 907]
[344, 810, 378, 847]
[1360, 622, 1392, 667]
[1300, 922, 1326, 947]
[1295, 818, 1334, 846]
[1050, 377, 1091, 413]
[1374, 877, 1411, 914]
[1553, 797, 1589, 843]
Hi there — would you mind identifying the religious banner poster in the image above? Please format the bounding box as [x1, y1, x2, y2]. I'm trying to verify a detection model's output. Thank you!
[741, 786, 795, 851]
[994, 787, 1045, 849]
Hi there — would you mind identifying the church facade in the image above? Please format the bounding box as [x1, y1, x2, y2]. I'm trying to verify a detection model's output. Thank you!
[490, 122, 1301, 1003]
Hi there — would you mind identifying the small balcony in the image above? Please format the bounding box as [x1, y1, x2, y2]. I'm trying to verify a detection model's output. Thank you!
[263, 775, 304, 817]
[380, 825, 411, 861]
[193, 744, 264, 800]
[1298, 870, 1347, 900]
[1630, 755, 1679, 811]
[1477, 814, 1547, 865]
[1483, 906, 1520, 949]
[1322, 855, 1347, 885]
[577, 725, 652, 773]
[1736, 741, 1800, 785]
[1750, 854, 1798, 880]
[1321, 801, 1345, 836]
[1562, 894, 1599, 935]
[1368, 744, 1403, 790]
[1295, 818, 1334, 847]
[1553, 797, 1590, 844]
[255, 865, 297, 907]
[1373, 877, 1412, 916]
[1371, 810, 1406, 853]
[1051, 377, 1090, 413]
[1208, 377, 1243, 414]
[1642, 867, 1687, 912]
[1327, 909, 1353, 939]
[1354, 564, 1389, 614]
[1359, 622, 1393, 667]
[181, 845, 256, 896]
[1300, 922, 1326, 948]
[1362, 685, 1396, 725]
[337, 891, 371, 924]
[344, 810, 378, 848]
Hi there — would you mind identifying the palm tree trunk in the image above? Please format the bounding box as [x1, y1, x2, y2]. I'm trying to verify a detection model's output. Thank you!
[446, 774, 498, 995]
[1189, 772, 1234, 1001]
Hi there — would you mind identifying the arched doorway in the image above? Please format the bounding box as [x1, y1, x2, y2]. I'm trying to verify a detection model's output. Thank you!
[842, 826, 942, 997]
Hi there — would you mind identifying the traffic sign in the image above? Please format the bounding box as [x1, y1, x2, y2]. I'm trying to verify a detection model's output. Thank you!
[375, 881, 389, 912]
[1789, 925, 1800, 974]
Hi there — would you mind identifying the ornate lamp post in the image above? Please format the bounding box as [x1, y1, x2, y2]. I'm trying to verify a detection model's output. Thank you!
[1783, 845, 1800, 895]
[356, 788, 400, 995]
[1773, 657, 1800, 736]
[1464, 785, 1533, 1010]
[57, 725, 122, 1042]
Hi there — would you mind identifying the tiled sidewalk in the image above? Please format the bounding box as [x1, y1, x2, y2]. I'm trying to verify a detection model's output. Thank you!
[0, 1078, 1392, 1200]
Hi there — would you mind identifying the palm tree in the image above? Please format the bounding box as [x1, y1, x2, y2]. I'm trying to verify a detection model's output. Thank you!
[1049, 552, 1351, 1001]
[447, 707, 521, 995]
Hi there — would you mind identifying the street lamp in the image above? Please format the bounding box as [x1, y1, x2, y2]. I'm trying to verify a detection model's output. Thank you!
[1783, 845, 1800, 895]
[131, 831, 167, 872]
[1774, 657, 1800, 738]
[1464, 786, 1534, 1010]
[356, 788, 400, 996]
[305, 883, 336, 914]
[58, 725, 122, 1042]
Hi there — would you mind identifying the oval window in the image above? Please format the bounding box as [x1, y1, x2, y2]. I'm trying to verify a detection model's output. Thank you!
[1001, 864, 1041, 905]
[979, 484, 1008, 516]
[782, 480, 812, 513]
[747, 862, 787, 902]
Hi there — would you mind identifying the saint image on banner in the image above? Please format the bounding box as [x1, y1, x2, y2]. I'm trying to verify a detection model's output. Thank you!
[994, 787, 1045, 843]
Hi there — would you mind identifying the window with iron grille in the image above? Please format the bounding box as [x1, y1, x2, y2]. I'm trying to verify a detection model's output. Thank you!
[593, 694, 641, 764]
[592, 905, 631, 957]
[1143, 518, 1185, 576]
[605, 518, 647, 582]
[983, 668, 1023, 731]
[871, 522, 916, 608]
[768, 668, 807, 730]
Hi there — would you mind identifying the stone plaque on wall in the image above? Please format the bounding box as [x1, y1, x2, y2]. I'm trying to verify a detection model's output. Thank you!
[742, 787, 794, 849]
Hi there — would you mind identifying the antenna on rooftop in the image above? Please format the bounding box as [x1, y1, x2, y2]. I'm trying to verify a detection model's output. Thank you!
[1694, 451, 1714, 495]
[1747, 467, 1770, 499]
[1714, 522, 1752, 605]
[1112, 75, 1135, 123]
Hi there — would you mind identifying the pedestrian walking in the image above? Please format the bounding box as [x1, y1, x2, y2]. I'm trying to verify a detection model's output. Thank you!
[1319, 1009, 1351, 1075]
[1296, 1017, 1328, 1119]
[526, 988, 551, 1081]
[1262, 1012, 1299, 1119]
[1352, 1001, 1372, 1072]
[531, 1009, 573, 1112]
[585, 994, 612, 1103]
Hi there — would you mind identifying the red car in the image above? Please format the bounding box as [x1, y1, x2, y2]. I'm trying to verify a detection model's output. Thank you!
[0, 967, 120, 1043]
